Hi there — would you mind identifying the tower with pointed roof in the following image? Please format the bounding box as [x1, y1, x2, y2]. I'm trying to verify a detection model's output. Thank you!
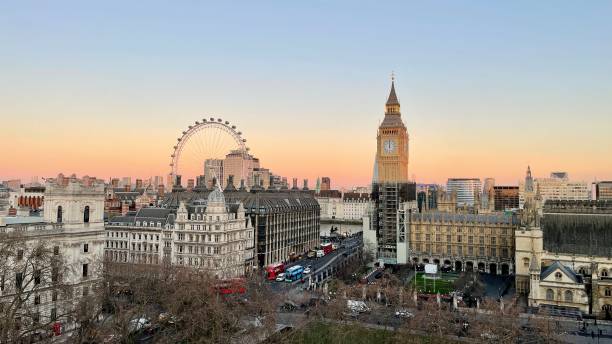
[376, 77, 409, 183]
[370, 76, 416, 265]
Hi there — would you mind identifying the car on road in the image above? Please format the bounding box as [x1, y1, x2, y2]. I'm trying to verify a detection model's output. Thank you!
[275, 273, 286, 282]
[316, 250, 324, 258]
[304, 266, 312, 274]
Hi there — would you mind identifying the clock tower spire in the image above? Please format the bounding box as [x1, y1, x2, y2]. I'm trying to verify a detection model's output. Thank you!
[376, 75, 409, 183]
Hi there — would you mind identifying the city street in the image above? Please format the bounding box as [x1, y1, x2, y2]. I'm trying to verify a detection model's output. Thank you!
[267, 234, 362, 292]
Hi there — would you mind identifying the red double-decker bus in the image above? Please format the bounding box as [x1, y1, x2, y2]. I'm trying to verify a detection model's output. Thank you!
[215, 278, 246, 295]
[266, 262, 285, 280]
[321, 243, 333, 255]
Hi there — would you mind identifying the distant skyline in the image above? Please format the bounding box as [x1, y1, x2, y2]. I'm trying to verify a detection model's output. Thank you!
[2, 1, 611, 188]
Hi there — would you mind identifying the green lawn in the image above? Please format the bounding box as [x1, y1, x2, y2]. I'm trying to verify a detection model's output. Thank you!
[410, 272, 457, 295]
[274, 321, 457, 344]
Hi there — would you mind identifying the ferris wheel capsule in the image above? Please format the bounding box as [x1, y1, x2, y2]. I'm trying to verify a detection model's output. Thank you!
[217, 118, 222, 122]
[203, 118, 207, 122]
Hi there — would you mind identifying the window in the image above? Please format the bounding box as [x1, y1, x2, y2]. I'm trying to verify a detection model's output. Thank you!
[34, 295, 41, 305]
[83, 243, 89, 253]
[468, 246, 473, 255]
[84, 206, 90, 223]
[15, 273, 23, 289]
[447, 245, 451, 255]
[555, 272, 562, 281]
[546, 289, 554, 301]
[446, 235, 451, 242]
[17, 249, 23, 261]
[436, 234, 441, 241]
[50, 308, 57, 321]
[457, 235, 462, 243]
[479, 247, 485, 256]
[33, 312, 40, 324]
[34, 270, 41, 285]
[564, 290, 573, 302]
[523, 257, 530, 267]
[52, 266, 59, 282]
[605, 288, 611, 297]
[52, 291, 58, 301]
[82, 286, 89, 296]
[57, 206, 63, 223]
[490, 247, 496, 257]
[602, 269, 609, 277]
[53, 246, 59, 255]
[82, 264, 88, 278]
[479, 236, 484, 244]
[491, 237, 496, 245]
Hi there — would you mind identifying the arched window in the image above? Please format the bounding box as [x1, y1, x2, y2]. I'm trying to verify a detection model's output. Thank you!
[578, 267, 587, 275]
[605, 288, 611, 297]
[84, 206, 90, 223]
[555, 272, 562, 281]
[523, 257, 530, 267]
[602, 269, 609, 277]
[546, 289, 554, 301]
[564, 290, 573, 302]
[57, 206, 63, 223]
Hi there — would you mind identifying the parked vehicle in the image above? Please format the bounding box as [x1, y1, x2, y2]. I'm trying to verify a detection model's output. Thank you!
[316, 250, 325, 258]
[284, 265, 305, 282]
[394, 309, 414, 318]
[275, 273, 286, 282]
[304, 266, 312, 274]
[347, 300, 370, 314]
[266, 262, 285, 280]
[307, 250, 316, 258]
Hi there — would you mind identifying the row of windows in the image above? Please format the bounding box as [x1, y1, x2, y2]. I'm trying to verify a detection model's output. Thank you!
[107, 232, 161, 241]
[545, 289, 574, 302]
[414, 234, 509, 245]
[413, 225, 512, 235]
[413, 244, 509, 258]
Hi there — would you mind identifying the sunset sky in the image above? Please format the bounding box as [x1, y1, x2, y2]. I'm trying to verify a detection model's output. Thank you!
[1, 1, 611, 188]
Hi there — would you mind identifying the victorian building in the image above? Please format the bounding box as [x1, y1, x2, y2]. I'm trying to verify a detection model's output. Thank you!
[162, 176, 320, 268]
[401, 189, 518, 274]
[515, 167, 612, 318]
[105, 184, 254, 279]
[0, 174, 105, 331]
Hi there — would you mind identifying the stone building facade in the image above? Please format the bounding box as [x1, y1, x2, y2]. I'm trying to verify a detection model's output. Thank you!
[0, 174, 105, 330]
[105, 186, 254, 279]
[403, 208, 517, 274]
[163, 177, 320, 268]
[515, 199, 612, 318]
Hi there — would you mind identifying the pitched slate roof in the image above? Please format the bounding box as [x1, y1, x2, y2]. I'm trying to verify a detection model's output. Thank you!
[541, 261, 583, 284]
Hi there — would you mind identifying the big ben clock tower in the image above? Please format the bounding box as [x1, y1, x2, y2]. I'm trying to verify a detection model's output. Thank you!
[369, 76, 415, 266]
[376, 77, 409, 183]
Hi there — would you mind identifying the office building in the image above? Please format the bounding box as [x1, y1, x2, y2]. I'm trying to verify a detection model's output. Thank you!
[518, 169, 589, 207]
[494, 186, 520, 211]
[446, 178, 482, 207]
[595, 181, 612, 201]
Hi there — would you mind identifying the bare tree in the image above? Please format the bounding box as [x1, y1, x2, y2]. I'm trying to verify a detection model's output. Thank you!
[0, 233, 78, 343]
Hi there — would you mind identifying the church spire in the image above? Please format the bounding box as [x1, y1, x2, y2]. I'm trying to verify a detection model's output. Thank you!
[385, 73, 400, 114]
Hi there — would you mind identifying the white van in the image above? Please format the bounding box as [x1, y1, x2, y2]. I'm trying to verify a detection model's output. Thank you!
[316, 250, 325, 258]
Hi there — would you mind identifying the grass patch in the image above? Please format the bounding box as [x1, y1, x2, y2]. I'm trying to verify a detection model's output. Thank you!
[410, 273, 457, 295]
[275, 321, 457, 344]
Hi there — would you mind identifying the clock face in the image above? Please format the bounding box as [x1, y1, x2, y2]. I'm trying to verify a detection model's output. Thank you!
[384, 140, 396, 153]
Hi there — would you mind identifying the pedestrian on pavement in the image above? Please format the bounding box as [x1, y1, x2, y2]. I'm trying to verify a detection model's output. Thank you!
[591, 330, 595, 339]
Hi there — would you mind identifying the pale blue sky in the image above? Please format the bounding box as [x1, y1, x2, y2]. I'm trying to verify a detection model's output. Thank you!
[1, 1, 611, 186]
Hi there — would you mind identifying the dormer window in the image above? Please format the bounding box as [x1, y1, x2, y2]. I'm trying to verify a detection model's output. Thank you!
[555, 272, 562, 281]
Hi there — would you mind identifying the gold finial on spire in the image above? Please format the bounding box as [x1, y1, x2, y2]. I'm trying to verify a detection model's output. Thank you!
[391, 70, 395, 82]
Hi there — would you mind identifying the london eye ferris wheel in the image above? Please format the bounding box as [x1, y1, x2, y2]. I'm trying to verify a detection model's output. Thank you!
[170, 117, 248, 186]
